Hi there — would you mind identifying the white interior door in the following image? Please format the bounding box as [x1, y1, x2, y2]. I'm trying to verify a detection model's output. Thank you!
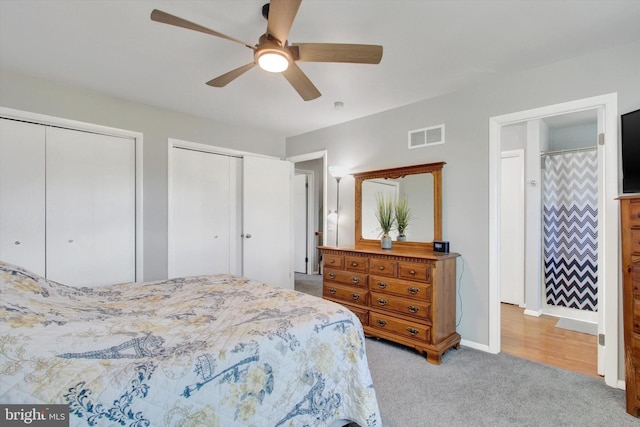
[0, 119, 46, 276]
[46, 127, 135, 286]
[500, 150, 525, 306]
[169, 148, 236, 278]
[243, 156, 293, 289]
[294, 173, 308, 273]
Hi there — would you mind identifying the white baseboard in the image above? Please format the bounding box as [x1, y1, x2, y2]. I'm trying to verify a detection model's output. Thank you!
[524, 308, 543, 317]
[460, 339, 493, 353]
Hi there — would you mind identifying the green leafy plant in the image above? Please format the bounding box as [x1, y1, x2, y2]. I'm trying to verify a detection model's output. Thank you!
[375, 192, 395, 236]
[394, 195, 412, 236]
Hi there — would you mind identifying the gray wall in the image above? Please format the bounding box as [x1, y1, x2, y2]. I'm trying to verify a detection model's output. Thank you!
[0, 69, 286, 281]
[285, 40, 640, 373]
[549, 123, 598, 151]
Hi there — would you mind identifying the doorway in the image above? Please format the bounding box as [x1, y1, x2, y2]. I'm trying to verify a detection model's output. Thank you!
[294, 170, 314, 273]
[489, 93, 619, 388]
[287, 151, 328, 275]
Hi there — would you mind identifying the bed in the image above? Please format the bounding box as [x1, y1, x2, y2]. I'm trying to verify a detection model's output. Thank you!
[0, 261, 381, 426]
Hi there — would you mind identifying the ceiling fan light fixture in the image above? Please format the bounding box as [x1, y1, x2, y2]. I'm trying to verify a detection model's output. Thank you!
[257, 49, 290, 73]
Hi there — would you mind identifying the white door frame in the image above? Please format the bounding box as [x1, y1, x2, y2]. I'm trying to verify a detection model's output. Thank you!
[489, 93, 619, 388]
[0, 106, 144, 282]
[286, 150, 328, 273]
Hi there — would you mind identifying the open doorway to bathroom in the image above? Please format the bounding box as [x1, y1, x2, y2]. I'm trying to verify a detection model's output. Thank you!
[489, 93, 619, 388]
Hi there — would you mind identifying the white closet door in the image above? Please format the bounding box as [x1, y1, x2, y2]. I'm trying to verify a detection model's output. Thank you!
[0, 119, 46, 276]
[46, 127, 135, 286]
[243, 156, 293, 289]
[169, 148, 234, 278]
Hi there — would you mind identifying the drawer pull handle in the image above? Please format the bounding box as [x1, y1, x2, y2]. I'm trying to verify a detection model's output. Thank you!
[637, 212, 640, 218]
[407, 287, 419, 295]
[377, 281, 388, 289]
[330, 259, 335, 264]
[351, 277, 360, 284]
[376, 298, 388, 306]
[407, 305, 420, 313]
[351, 293, 360, 301]
[351, 262, 358, 267]
[409, 270, 416, 275]
[377, 319, 388, 327]
[329, 288, 337, 294]
[379, 266, 385, 270]
[329, 273, 337, 279]
[406, 327, 419, 336]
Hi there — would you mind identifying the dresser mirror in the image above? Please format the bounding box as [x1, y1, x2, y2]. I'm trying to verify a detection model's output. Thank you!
[354, 162, 444, 251]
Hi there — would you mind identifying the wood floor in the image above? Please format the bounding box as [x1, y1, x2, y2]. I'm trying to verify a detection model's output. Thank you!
[501, 303, 599, 378]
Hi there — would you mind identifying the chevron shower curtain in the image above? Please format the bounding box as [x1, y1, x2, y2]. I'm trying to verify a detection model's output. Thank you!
[542, 150, 598, 312]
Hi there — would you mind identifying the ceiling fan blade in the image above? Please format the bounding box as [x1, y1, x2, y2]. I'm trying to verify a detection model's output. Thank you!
[151, 9, 254, 49]
[292, 43, 383, 64]
[206, 62, 256, 87]
[281, 62, 321, 101]
[267, 0, 302, 45]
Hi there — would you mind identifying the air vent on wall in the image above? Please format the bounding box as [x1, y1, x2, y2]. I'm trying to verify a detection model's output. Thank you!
[408, 124, 445, 149]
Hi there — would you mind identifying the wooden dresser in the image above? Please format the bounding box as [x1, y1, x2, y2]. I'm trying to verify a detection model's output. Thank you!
[318, 245, 460, 364]
[620, 195, 640, 417]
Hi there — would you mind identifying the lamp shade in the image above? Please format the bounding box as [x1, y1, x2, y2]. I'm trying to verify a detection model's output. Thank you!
[329, 165, 349, 179]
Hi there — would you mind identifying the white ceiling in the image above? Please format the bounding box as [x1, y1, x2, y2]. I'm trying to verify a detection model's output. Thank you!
[1, 0, 640, 138]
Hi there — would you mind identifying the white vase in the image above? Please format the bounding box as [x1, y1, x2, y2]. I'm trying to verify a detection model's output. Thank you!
[381, 234, 392, 249]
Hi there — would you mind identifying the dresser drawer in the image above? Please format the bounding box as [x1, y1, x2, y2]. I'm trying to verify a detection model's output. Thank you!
[370, 274, 432, 301]
[324, 283, 368, 307]
[345, 255, 369, 273]
[398, 261, 432, 283]
[324, 253, 344, 269]
[369, 258, 397, 277]
[324, 268, 367, 288]
[370, 291, 432, 321]
[626, 201, 640, 227]
[348, 306, 369, 327]
[369, 311, 431, 343]
[632, 229, 640, 254]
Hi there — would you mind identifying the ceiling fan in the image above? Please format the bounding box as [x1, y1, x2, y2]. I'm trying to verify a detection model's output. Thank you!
[150, 0, 383, 101]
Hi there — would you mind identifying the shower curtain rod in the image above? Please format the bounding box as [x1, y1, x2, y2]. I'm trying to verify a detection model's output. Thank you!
[540, 146, 597, 156]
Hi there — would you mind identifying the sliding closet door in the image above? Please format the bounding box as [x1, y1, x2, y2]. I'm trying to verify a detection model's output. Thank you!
[169, 148, 238, 278]
[0, 119, 46, 276]
[46, 127, 135, 286]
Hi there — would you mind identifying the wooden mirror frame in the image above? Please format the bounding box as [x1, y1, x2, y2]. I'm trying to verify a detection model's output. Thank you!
[354, 162, 444, 251]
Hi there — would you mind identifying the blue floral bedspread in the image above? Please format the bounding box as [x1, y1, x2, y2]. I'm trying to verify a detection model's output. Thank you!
[0, 261, 381, 426]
